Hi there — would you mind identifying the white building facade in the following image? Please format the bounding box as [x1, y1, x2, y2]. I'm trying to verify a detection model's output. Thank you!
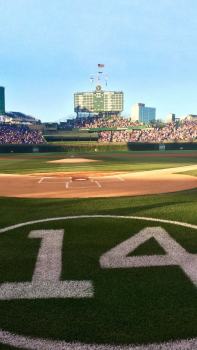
[167, 113, 175, 123]
[131, 103, 156, 124]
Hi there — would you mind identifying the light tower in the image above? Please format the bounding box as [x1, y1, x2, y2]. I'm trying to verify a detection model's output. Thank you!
[0, 87, 5, 116]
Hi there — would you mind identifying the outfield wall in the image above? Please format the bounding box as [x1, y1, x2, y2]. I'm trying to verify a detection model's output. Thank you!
[1, 141, 197, 153]
[44, 133, 98, 142]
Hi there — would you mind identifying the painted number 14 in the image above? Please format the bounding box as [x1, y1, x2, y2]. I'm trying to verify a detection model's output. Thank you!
[0, 227, 197, 300]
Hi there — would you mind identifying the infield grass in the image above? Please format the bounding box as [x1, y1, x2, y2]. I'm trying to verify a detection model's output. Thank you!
[177, 169, 197, 177]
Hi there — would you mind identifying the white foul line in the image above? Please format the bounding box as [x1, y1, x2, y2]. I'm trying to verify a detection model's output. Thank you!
[116, 176, 124, 181]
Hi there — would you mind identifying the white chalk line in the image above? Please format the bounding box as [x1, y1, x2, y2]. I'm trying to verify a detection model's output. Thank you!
[90, 176, 124, 182]
[1, 329, 197, 350]
[41, 181, 69, 183]
[38, 177, 71, 184]
[90, 178, 101, 187]
[38, 176, 123, 188]
[66, 178, 101, 189]
[94, 181, 101, 188]
[38, 177, 72, 187]
[1, 215, 197, 234]
[1, 216, 197, 349]
[116, 176, 124, 181]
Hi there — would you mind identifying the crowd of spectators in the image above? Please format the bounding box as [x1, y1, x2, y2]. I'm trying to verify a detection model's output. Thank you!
[98, 121, 197, 143]
[2, 119, 197, 145]
[58, 114, 197, 143]
[99, 131, 112, 142]
[59, 115, 140, 130]
[0, 124, 45, 144]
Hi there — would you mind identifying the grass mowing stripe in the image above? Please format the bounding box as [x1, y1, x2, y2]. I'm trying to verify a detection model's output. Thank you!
[1, 151, 197, 174]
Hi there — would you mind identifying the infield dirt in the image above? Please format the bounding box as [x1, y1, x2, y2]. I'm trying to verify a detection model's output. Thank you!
[0, 165, 197, 198]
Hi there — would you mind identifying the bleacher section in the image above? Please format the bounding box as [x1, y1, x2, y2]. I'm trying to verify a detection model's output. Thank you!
[1, 115, 197, 145]
[0, 124, 45, 144]
[43, 116, 197, 143]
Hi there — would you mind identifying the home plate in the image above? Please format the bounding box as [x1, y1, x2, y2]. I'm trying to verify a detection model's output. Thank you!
[75, 179, 86, 181]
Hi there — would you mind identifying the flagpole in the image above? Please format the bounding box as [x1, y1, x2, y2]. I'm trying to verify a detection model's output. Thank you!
[90, 65, 106, 88]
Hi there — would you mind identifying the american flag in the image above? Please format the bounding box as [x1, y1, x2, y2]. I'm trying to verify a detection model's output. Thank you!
[98, 64, 104, 67]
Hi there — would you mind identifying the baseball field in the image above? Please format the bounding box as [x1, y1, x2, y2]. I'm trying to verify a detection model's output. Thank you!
[1, 150, 197, 349]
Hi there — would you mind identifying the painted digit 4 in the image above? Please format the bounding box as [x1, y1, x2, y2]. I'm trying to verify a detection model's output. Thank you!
[100, 226, 197, 288]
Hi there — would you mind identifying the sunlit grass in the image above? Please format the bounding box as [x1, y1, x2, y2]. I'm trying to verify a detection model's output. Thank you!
[0, 151, 197, 174]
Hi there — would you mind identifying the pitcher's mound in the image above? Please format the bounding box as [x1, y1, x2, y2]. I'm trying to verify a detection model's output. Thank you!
[47, 158, 100, 163]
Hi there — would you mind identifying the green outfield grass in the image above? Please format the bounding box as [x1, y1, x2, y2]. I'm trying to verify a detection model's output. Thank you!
[1, 151, 197, 349]
[0, 150, 197, 174]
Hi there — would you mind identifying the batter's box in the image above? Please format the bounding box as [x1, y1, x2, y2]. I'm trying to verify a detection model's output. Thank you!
[67, 179, 101, 188]
[90, 176, 124, 182]
[38, 177, 71, 184]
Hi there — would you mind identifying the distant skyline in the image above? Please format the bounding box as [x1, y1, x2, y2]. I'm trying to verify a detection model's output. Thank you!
[1, 0, 197, 122]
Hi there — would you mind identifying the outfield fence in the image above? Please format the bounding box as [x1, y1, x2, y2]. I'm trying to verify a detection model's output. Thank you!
[1, 141, 197, 153]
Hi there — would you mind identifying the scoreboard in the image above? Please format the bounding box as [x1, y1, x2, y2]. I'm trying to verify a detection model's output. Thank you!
[74, 85, 123, 113]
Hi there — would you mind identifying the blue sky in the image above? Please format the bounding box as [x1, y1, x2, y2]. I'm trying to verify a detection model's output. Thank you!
[0, 0, 197, 122]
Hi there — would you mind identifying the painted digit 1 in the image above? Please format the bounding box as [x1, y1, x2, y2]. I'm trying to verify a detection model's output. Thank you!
[0, 230, 93, 300]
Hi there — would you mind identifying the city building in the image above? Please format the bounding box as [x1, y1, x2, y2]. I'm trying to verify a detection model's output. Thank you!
[184, 114, 197, 121]
[167, 113, 175, 123]
[131, 103, 156, 124]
